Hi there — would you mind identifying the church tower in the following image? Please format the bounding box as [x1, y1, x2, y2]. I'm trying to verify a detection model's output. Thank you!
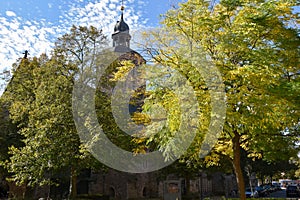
[111, 3, 145, 65]
[110, 2, 146, 121]
[112, 5, 132, 53]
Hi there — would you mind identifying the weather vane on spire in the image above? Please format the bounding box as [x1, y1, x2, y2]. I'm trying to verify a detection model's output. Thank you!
[121, 0, 124, 11]
[23, 50, 29, 59]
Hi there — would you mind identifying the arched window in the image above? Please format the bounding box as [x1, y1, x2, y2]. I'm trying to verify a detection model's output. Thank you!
[109, 186, 115, 198]
[142, 187, 148, 197]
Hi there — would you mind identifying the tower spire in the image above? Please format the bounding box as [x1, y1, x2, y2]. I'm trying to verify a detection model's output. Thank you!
[121, 0, 124, 11]
[121, 0, 125, 20]
[112, 0, 131, 52]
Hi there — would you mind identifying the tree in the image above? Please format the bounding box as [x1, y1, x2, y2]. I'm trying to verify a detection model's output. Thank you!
[2, 25, 107, 199]
[251, 159, 298, 183]
[0, 99, 19, 198]
[140, 0, 300, 199]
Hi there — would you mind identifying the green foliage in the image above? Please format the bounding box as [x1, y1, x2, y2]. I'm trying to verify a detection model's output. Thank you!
[140, 0, 299, 199]
[145, 0, 299, 162]
[94, 59, 138, 152]
[1, 25, 107, 188]
[55, 25, 107, 65]
[0, 100, 20, 178]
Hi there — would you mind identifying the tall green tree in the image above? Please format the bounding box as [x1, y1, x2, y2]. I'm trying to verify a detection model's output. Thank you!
[2, 25, 107, 199]
[141, 0, 299, 199]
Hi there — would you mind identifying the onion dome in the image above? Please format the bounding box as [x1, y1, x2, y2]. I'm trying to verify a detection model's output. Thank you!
[114, 6, 129, 33]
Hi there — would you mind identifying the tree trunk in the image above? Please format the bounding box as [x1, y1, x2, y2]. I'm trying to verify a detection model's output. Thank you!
[232, 133, 246, 200]
[69, 167, 77, 199]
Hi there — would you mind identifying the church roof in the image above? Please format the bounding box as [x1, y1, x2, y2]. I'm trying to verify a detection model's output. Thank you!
[113, 13, 129, 34]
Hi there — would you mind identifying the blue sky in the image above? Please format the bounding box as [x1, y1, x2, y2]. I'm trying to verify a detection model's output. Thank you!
[0, 0, 185, 74]
[0, 0, 298, 78]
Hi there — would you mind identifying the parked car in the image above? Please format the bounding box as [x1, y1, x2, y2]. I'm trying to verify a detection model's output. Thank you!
[272, 184, 281, 191]
[286, 185, 300, 198]
[255, 186, 268, 197]
[245, 187, 259, 198]
[263, 184, 272, 193]
[272, 182, 281, 191]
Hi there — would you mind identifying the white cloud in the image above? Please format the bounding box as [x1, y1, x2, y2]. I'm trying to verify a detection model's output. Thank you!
[0, 0, 148, 92]
[5, 11, 16, 17]
[62, 0, 146, 32]
[109, 4, 116, 10]
[0, 16, 54, 72]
